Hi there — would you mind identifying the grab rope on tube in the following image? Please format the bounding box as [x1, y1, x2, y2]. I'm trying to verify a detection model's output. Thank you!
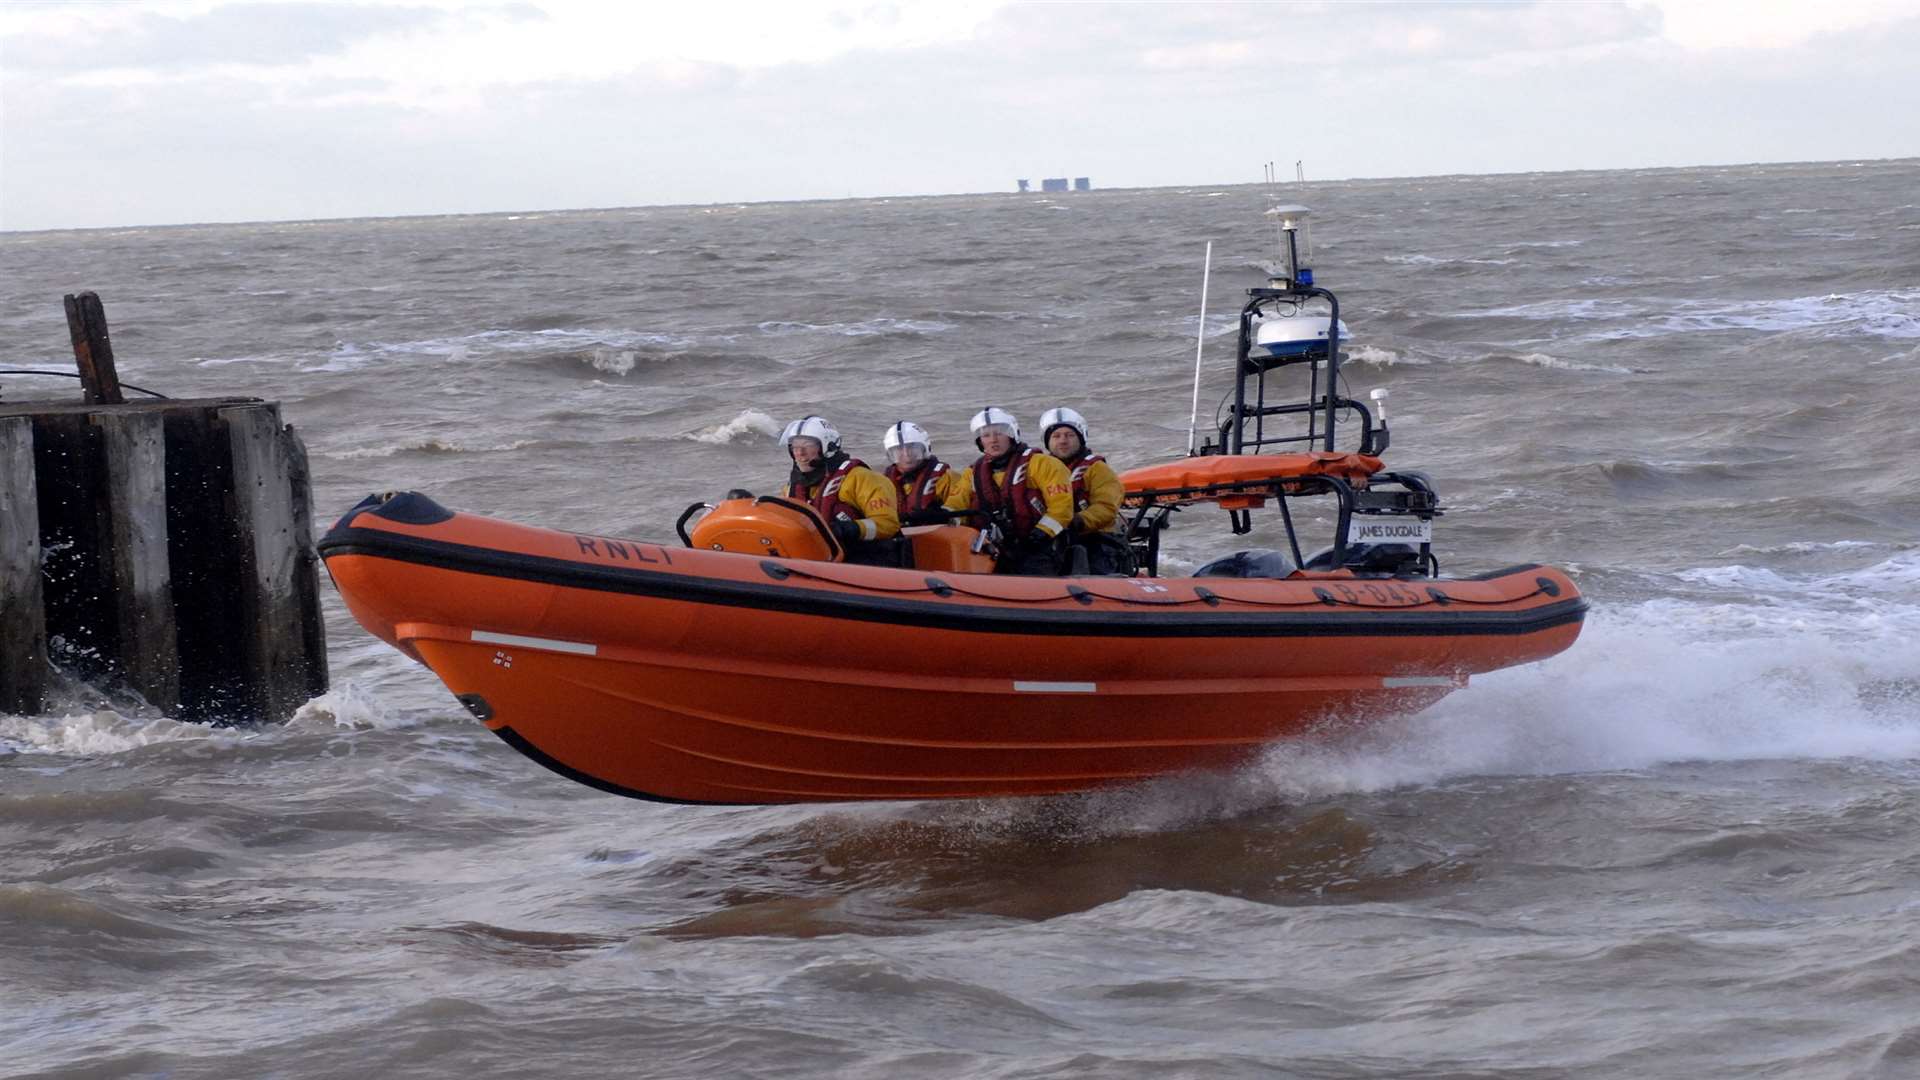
[762, 560, 1558, 611]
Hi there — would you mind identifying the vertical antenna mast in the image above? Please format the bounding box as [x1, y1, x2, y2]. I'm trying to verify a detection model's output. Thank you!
[1186, 241, 1213, 455]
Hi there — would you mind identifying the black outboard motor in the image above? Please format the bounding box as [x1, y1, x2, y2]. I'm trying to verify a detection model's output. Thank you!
[1302, 542, 1424, 578]
[1194, 548, 1298, 579]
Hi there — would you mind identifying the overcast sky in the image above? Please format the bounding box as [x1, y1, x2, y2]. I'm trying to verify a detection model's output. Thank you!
[2, 0, 1917, 231]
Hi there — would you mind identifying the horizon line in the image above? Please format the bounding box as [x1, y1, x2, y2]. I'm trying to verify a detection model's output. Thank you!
[3, 153, 1912, 237]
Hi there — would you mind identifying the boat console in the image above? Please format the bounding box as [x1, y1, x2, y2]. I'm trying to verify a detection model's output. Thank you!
[1120, 205, 1442, 579]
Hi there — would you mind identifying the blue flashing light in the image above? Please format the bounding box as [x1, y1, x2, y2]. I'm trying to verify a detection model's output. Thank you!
[1296, 267, 1314, 286]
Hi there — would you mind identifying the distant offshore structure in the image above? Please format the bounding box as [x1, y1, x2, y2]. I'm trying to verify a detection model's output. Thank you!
[1263, 160, 1306, 183]
[1017, 177, 1091, 193]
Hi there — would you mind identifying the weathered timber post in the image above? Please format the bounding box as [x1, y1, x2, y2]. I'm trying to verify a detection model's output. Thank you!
[0, 294, 327, 723]
[64, 291, 125, 405]
[0, 398, 328, 722]
[0, 417, 47, 714]
[95, 410, 179, 710]
[222, 403, 328, 722]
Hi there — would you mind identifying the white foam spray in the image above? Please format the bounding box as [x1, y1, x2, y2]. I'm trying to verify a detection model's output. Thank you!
[0, 710, 246, 756]
[286, 681, 416, 732]
[326, 436, 538, 459]
[688, 409, 783, 444]
[987, 554, 1920, 832]
[1462, 289, 1920, 341]
[1266, 562, 1920, 798]
[1513, 352, 1641, 375]
[1348, 344, 1420, 366]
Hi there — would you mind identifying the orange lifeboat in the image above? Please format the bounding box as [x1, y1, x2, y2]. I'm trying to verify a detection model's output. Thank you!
[319, 489, 1584, 805]
[320, 208, 1588, 805]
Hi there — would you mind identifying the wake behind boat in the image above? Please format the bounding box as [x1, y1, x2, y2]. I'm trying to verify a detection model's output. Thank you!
[318, 207, 1586, 804]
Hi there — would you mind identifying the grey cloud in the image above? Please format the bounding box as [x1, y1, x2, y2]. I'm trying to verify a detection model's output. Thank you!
[2, 3, 453, 72]
[977, 1, 1661, 72]
[1, 3, 1915, 230]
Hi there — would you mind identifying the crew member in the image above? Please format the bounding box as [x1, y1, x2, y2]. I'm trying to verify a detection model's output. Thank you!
[779, 415, 901, 565]
[1040, 406, 1130, 574]
[881, 420, 970, 526]
[953, 406, 1073, 575]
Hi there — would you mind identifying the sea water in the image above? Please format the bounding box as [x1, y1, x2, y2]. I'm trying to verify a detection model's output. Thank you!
[3, 159, 1919, 1078]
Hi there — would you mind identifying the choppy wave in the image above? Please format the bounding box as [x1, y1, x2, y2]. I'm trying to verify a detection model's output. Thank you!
[1499, 351, 1643, 374]
[686, 408, 782, 444]
[1717, 540, 1902, 557]
[1460, 289, 1920, 341]
[1129, 555, 1920, 814]
[1652, 291, 1920, 339]
[922, 308, 1076, 324]
[1595, 458, 1774, 496]
[1347, 344, 1420, 366]
[1458, 297, 1638, 321]
[1382, 253, 1518, 266]
[1247, 597, 1920, 801]
[285, 682, 414, 732]
[0, 883, 192, 940]
[570, 349, 639, 376]
[755, 317, 954, 338]
[208, 327, 723, 374]
[0, 709, 245, 756]
[1, 683, 418, 755]
[1182, 311, 1241, 339]
[1669, 550, 1920, 608]
[1349, 344, 1635, 372]
[326, 436, 538, 459]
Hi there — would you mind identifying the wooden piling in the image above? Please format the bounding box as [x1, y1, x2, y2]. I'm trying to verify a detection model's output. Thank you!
[28, 408, 116, 688]
[284, 420, 330, 705]
[0, 398, 327, 724]
[94, 410, 179, 712]
[222, 403, 328, 723]
[161, 403, 248, 719]
[64, 291, 125, 406]
[1, 293, 326, 723]
[0, 417, 47, 715]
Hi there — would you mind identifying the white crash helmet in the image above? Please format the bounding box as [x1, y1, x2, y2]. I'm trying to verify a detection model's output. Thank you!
[882, 420, 931, 467]
[1039, 406, 1088, 447]
[969, 406, 1020, 449]
[779, 415, 841, 457]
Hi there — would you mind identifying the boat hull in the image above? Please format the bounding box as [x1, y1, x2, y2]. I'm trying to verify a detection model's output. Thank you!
[319, 495, 1585, 804]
